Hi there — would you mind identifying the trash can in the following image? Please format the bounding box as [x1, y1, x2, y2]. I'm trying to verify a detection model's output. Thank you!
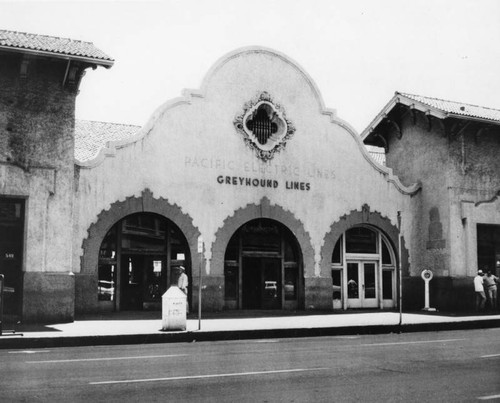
[161, 286, 187, 331]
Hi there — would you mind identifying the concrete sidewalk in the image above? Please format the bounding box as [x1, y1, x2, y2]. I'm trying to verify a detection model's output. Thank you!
[1, 311, 500, 349]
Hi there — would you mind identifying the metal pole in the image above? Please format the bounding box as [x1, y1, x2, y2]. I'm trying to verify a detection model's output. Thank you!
[397, 212, 403, 327]
[0, 274, 4, 336]
[198, 241, 203, 331]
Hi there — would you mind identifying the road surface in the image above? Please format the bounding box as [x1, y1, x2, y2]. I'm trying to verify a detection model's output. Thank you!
[1, 328, 499, 402]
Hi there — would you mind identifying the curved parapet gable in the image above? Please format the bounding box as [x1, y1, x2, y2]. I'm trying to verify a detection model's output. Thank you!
[200, 46, 330, 116]
[327, 112, 422, 196]
[75, 96, 194, 168]
[75, 46, 419, 196]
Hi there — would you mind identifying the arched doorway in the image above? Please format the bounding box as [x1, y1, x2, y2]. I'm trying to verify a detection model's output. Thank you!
[224, 218, 303, 310]
[331, 226, 397, 309]
[97, 212, 191, 311]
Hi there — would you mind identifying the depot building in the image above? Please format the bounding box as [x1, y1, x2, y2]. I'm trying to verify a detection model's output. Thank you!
[72, 47, 419, 316]
[1, 30, 499, 323]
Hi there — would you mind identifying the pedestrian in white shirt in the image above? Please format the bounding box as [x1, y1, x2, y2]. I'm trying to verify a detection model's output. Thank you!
[177, 266, 189, 314]
[474, 270, 486, 312]
[177, 266, 188, 295]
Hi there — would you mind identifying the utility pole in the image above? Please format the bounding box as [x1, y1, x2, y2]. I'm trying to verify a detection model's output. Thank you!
[197, 236, 203, 331]
[397, 212, 403, 328]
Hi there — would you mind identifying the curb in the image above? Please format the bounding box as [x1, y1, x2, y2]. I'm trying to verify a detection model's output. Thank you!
[1, 319, 499, 350]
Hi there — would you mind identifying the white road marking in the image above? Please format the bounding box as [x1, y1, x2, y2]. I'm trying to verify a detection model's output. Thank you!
[481, 353, 500, 358]
[89, 367, 330, 385]
[357, 338, 465, 347]
[9, 350, 50, 354]
[253, 339, 280, 343]
[27, 354, 187, 364]
[477, 393, 500, 400]
[334, 336, 361, 339]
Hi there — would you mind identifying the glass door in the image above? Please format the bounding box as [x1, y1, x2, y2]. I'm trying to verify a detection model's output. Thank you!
[347, 261, 378, 308]
[143, 256, 166, 309]
[242, 257, 282, 309]
[262, 258, 281, 309]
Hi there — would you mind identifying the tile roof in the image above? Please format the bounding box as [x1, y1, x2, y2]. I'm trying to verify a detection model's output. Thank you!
[362, 92, 500, 141]
[75, 120, 141, 162]
[0, 29, 113, 66]
[365, 146, 386, 165]
[399, 92, 500, 124]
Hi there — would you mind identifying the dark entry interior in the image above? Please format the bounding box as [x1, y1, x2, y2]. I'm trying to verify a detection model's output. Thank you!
[224, 218, 302, 310]
[98, 213, 190, 311]
[0, 198, 24, 319]
[242, 257, 281, 309]
[477, 224, 500, 275]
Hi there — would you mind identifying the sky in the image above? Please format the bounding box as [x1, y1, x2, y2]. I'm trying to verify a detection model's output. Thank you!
[1, 0, 500, 133]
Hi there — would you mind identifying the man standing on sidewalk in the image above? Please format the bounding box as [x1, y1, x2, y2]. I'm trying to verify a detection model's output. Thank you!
[177, 266, 188, 295]
[483, 269, 498, 311]
[177, 266, 189, 314]
[474, 270, 486, 312]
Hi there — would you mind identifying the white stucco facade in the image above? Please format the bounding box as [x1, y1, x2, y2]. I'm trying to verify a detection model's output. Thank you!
[73, 48, 420, 313]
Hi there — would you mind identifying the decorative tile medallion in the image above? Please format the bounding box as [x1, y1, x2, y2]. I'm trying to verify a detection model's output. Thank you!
[234, 92, 295, 162]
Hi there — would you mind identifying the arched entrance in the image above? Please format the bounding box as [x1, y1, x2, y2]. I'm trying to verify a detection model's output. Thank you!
[97, 212, 191, 311]
[331, 226, 397, 309]
[224, 218, 303, 310]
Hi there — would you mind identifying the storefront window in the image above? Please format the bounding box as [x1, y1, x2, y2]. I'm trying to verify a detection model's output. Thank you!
[224, 262, 238, 299]
[225, 234, 239, 261]
[98, 213, 189, 311]
[382, 269, 393, 300]
[331, 269, 342, 300]
[332, 236, 343, 264]
[98, 263, 115, 301]
[346, 227, 377, 254]
[284, 264, 297, 300]
[382, 238, 392, 265]
[241, 219, 280, 254]
[477, 224, 500, 274]
[121, 214, 166, 253]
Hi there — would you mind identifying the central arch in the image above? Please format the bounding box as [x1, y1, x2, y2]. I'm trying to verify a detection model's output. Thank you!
[224, 218, 302, 310]
[211, 197, 314, 310]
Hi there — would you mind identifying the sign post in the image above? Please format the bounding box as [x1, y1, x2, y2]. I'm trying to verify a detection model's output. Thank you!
[197, 236, 203, 331]
[421, 269, 437, 312]
[0, 274, 3, 336]
[397, 212, 403, 327]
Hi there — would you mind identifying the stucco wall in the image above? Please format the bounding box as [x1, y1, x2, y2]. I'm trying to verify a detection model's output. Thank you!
[385, 113, 451, 277]
[74, 48, 417, 310]
[383, 108, 500, 309]
[0, 52, 78, 322]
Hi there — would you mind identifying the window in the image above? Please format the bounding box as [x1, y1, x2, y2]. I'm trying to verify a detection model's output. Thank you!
[332, 269, 342, 300]
[477, 224, 500, 273]
[224, 262, 238, 299]
[345, 227, 377, 254]
[332, 236, 342, 264]
[382, 238, 393, 265]
[382, 270, 393, 300]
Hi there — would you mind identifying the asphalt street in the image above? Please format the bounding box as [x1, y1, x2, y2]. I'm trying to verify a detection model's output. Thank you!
[1, 328, 499, 402]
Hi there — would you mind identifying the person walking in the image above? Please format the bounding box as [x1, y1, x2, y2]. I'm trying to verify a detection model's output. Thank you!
[483, 270, 498, 311]
[474, 270, 486, 312]
[177, 266, 189, 314]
